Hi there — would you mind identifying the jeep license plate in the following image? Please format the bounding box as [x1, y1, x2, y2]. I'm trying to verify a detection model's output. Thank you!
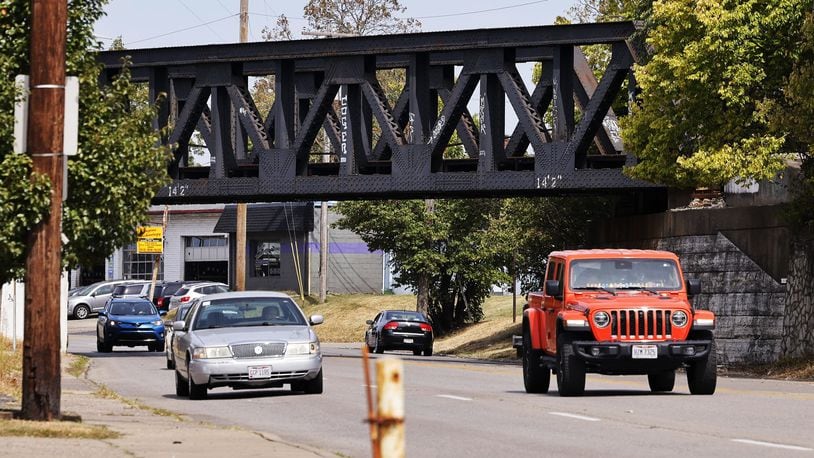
[248, 366, 272, 379]
[632, 345, 658, 359]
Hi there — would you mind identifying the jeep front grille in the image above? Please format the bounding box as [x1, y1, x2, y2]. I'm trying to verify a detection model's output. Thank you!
[610, 310, 672, 340]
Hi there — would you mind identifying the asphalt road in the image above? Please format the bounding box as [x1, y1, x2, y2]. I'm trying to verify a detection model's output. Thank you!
[68, 319, 814, 457]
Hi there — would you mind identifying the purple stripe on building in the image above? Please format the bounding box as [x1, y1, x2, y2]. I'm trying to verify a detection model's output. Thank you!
[307, 242, 382, 255]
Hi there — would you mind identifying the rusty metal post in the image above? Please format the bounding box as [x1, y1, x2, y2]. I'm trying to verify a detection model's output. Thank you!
[376, 358, 405, 458]
[22, 0, 67, 421]
[362, 346, 381, 458]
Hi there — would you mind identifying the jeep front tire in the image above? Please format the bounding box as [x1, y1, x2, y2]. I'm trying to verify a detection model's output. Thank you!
[556, 333, 585, 396]
[687, 335, 717, 395]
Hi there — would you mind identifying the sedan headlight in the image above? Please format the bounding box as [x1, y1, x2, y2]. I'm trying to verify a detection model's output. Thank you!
[192, 346, 232, 359]
[108, 320, 118, 327]
[286, 341, 320, 355]
[152, 320, 163, 326]
[671, 310, 689, 327]
[593, 311, 610, 328]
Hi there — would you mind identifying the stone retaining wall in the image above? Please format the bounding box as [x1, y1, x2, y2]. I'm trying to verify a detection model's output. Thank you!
[658, 234, 785, 365]
[592, 206, 791, 366]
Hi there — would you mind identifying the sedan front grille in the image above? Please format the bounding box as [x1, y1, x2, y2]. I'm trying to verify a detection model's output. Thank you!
[230, 342, 286, 358]
[610, 310, 672, 340]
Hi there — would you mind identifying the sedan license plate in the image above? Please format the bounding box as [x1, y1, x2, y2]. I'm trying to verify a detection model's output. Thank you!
[403, 338, 414, 344]
[632, 345, 658, 359]
[248, 366, 272, 379]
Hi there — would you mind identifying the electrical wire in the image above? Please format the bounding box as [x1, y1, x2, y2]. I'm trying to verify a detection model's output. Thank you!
[414, 0, 550, 20]
[177, 0, 226, 41]
[215, 0, 233, 15]
[126, 14, 237, 45]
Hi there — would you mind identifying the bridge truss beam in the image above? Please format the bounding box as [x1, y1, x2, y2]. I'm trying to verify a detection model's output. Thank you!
[97, 21, 659, 204]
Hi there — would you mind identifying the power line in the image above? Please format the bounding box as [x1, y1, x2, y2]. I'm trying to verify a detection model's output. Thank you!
[215, 0, 233, 15]
[177, 0, 226, 41]
[414, 0, 550, 20]
[126, 14, 237, 45]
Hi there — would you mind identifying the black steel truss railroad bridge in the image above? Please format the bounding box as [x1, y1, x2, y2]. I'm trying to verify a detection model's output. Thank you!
[98, 21, 662, 204]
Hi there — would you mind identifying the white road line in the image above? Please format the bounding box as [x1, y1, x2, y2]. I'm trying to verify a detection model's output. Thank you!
[732, 439, 813, 452]
[548, 412, 601, 422]
[436, 394, 472, 401]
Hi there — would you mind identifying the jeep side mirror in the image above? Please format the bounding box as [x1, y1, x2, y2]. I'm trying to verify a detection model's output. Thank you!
[545, 280, 562, 298]
[686, 278, 701, 296]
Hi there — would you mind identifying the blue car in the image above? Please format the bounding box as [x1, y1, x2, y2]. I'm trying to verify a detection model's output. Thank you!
[97, 297, 165, 353]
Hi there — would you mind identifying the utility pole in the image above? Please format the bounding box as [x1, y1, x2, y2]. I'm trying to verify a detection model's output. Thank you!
[22, 0, 67, 421]
[235, 0, 249, 291]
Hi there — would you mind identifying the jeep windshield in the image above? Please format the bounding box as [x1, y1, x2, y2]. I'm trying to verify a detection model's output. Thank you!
[570, 258, 682, 292]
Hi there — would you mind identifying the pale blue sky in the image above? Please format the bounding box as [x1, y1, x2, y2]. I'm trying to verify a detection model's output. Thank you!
[94, 0, 576, 48]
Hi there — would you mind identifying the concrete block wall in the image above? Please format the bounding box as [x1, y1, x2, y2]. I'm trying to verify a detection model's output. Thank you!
[309, 206, 384, 294]
[658, 234, 786, 365]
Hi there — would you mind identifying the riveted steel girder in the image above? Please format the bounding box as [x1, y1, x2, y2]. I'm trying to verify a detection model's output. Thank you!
[97, 21, 661, 204]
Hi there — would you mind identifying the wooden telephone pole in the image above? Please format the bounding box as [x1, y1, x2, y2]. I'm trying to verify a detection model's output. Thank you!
[22, 0, 67, 421]
[235, 0, 249, 291]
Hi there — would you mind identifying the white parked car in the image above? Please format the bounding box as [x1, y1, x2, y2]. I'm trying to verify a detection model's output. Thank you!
[167, 282, 229, 310]
[171, 291, 324, 399]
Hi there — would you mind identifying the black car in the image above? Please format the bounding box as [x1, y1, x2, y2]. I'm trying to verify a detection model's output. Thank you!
[365, 310, 433, 356]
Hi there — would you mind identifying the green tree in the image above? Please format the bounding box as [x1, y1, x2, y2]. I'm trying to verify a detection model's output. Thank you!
[303, 0, 419, 35]
[0, 0, 169, 283]
[764, 11, 814, 229]
[335, 199, 508, 332]
[620, 0, 810, 189]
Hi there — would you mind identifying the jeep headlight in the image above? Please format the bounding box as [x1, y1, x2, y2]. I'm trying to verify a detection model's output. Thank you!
[192, 346, 232, 359]
[671, 310, 688, 327]
[286, 341, 320, 355]
[593, 311, 610, 328]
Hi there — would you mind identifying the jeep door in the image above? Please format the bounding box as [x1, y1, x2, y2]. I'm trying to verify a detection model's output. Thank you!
[544, 258, 565, 351]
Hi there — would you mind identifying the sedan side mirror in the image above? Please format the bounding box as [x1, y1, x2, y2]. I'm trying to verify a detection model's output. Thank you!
[310, 315, 324, 326]
[98, 311, 107, 317]
[366, 319, 374, 326]
[172, 321, 186, 331]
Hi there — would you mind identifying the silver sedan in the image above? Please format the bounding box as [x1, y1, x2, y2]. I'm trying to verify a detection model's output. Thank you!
[171, 291, 324, 399]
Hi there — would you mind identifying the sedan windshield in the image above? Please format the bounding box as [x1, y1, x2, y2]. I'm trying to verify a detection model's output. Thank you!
[570, 259, 682, 291]
[192, 297, 306, 330]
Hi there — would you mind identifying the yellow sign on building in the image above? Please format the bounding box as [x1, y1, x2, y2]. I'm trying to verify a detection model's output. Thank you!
[136, 226, 163, 254]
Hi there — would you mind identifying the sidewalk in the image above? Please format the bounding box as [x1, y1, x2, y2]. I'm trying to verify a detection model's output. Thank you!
[1, 361, 331, 457]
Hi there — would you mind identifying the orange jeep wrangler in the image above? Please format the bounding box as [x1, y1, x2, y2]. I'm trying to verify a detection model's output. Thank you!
[520, 249, 716, 396]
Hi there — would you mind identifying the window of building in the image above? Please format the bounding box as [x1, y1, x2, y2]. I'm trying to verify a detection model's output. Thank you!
[122, 243, 163, 280]
[185, 236, 228, 247]
[252, 240, 281, 277]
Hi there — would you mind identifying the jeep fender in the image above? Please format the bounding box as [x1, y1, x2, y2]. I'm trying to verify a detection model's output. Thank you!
[523, 308, 547, 351]
[692, 309, 716, 331]
[557, 309, 591, 332]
